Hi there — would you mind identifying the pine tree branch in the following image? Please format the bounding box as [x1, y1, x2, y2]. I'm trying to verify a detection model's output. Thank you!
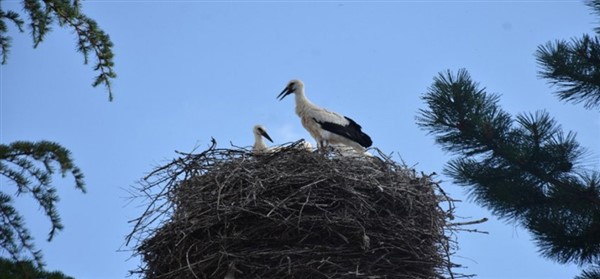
[0, 257, 74, 278]
[0, 8, 25, 64]
[575, 265, 600, 279]
[416, 69, 514, 156]
[418, 69, 600, 266]
[43, 0, 116, 101]
[1, 0, 117, 100]
[0, 193, 44, 268]
[0, 141, 85, 266]
[587, 0, 600, 34]
[536, 35, 600, 110]
[23, 0, 52, 48]
[418, 70, 599, 206]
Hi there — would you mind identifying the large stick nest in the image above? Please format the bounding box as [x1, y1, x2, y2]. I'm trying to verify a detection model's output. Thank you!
[127, 140, 466, 279]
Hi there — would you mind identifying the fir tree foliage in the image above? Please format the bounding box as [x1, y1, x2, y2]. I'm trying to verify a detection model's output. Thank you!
[0, 141, 85, 267]
[0, 0, 116, 101]
[535, 0, 600, 110]
[0, 9, 24, 64]
[0, 257, 74, 279]
[417, 69, 600, 268]
[588, 0, 600, 34]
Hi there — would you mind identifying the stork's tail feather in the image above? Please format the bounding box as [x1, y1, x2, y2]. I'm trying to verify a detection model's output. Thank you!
[357, 132, 373, 148]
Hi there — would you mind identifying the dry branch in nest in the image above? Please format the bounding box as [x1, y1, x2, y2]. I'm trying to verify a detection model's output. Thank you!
[127, 140, 476, 279]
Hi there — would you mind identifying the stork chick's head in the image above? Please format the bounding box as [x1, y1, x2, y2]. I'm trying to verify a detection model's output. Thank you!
[277, 79, 304, 100]
[253, 125, 273, 142]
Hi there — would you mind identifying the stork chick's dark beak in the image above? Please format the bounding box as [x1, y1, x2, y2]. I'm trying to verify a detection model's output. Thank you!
[261, 131, 273, 142]
[277, 85, 293, 101]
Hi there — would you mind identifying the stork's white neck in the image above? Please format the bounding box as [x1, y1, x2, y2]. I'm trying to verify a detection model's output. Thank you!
[254, 133, 263, 143]
[253, 134, 267, 151]
[294, 88, 316, 115]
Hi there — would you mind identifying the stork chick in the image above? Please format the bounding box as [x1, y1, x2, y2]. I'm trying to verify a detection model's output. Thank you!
[277, 79, 372, 152]
[300, 140, 313, 151]
[252, 125, 273, 155]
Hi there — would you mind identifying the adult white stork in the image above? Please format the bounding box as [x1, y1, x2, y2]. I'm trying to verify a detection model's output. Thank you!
[277, 79, 372, 152]
[252, 125, 273, 155]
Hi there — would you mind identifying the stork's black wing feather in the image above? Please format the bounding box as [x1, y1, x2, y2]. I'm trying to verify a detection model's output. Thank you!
[314, 116, 373, 148]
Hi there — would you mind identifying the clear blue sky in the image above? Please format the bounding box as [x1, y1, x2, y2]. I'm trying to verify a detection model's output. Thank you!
[2, 1, 599, 278]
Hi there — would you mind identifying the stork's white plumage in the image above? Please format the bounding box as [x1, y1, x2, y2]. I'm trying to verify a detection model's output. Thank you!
[277, 79, 372, 152]
[252, 125, 273, 155]
[332, 144, 374, 157]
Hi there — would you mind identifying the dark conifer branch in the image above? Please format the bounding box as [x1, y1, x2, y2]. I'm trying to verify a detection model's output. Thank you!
[536, 35, 600, 110]
[575, 267, 600, 279]
[23, 0, 52, 48]
[588, 0, 600, 34]
[0, 193, 44, 267]
[44, 0, 116, 101]
[418, 69, 600, 277]
[0, 141, 85, 267]
[0, 0, 116, 101]
[0, 9, 25, 64]
[0, 257, 74, 278]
